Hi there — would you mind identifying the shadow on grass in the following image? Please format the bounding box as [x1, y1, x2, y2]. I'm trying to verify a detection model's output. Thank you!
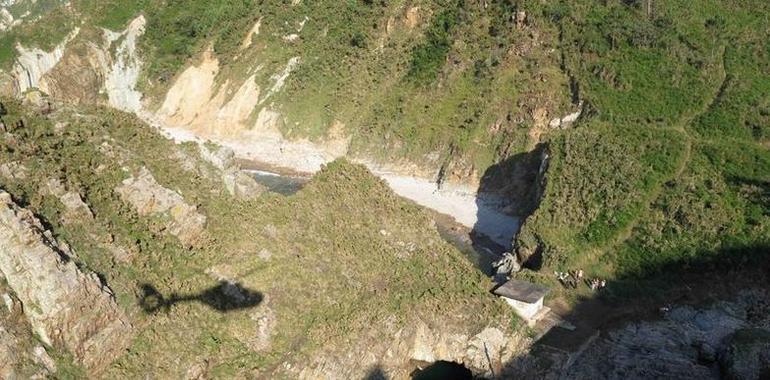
[496, 243, 770, 378]
[138, 281, 263, 314]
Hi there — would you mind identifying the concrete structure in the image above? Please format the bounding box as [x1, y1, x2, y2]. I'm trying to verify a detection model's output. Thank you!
[493, 279, 550, 326]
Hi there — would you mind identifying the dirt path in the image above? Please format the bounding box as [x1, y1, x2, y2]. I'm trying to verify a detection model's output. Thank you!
[568, 46, 728, 272]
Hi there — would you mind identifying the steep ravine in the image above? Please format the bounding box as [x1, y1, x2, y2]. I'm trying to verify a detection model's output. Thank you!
[3, 16, 532, 250]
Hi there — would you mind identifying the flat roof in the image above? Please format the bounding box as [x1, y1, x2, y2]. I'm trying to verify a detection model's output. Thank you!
[492, 279, 549, 303]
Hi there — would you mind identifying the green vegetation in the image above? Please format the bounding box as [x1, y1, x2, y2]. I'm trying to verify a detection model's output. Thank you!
[1, 0, 768, 349]
[514, 0, 770, 297]
[139, 0, 256, 84]
[0, 100, 511, 377]
[407, 3, 460, 84]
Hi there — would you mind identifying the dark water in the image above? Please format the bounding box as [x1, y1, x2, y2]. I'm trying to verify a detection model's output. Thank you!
[247, 170, 307, 195]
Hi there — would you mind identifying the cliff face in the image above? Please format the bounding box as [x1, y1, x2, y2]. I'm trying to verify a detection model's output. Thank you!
[2, 1, 572, 189]
[0, 190, 132, 373]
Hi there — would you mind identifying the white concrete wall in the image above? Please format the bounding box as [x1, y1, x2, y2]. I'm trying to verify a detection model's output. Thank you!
[503, 297, 543, 321]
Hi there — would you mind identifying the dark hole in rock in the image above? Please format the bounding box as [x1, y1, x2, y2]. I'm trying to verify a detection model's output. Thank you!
[411, 361, 473, 380]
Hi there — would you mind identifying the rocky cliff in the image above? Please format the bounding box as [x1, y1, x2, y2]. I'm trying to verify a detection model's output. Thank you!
[0, 190, 132, 373]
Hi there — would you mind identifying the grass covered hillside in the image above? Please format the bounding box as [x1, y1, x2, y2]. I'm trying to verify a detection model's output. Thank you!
[0, 0, 768, 332]
[514, 0, 770, 293]
[0, 100, 514, 377]
[1, 0, 575, 181]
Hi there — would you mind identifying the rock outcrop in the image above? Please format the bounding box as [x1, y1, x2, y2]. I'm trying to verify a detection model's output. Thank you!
[199, 144, 265, 199]
[562, 292, 770, 380]
[720, 328, 770, 380]
[0, 190, 132, 373]
[0, 289, 53, 379]
[11, 28, 80, 94]
[223, 169, 265, 199]
[116, 167, 206, 246]
[295, 319, 526, 379]
[59, 191, 94, 221]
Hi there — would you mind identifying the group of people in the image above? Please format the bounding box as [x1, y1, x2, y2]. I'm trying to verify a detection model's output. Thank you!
[554, 269, 606, 291]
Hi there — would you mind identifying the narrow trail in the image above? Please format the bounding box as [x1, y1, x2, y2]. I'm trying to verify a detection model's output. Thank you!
[536, 48, 730, 364]
[568, 45, 727, 276]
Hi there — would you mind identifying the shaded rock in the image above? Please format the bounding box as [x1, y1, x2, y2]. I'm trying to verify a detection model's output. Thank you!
[0, 190, 132, 373]
[116, 167, 206, 246]
[223, 169, 266, 199]
[719, 328, 770, 380]
[696, 341, 717, 363]
[563, 295, 770, 380]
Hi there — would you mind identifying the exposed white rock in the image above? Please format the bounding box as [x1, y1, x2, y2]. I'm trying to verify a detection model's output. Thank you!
[240, 17, 262, 50]
[295, 319, 526, 379]
[0, 8, 18, 32]
[199, 144, 235, 170]
[297, 16, 309, 32]
[0, 190, 132, 372]
[32, 345, 57, 373]
[44, 177, 66, 197]
[364, 162, 521, 248]
[260, 56, 300, 104]
[1, 292, 12, 311]
[548, 102, 583, 129]
[11, 27, 80, 94]
[104, 16, 146, 112]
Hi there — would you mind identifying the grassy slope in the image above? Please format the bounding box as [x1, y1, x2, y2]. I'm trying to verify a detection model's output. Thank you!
[514, 0, 770, 294]
[1, 0, 571, 176]
[0, 100, 511, 377]
[2, 0, 768, 311]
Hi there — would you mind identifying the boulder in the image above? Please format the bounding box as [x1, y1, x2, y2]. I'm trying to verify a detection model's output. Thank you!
[223, 169, 266, 199]
[199, 144, 236, 171]
[59, 191, 94, 220]
[116, 167, 206, 246]
[0, 191, 132, 373]
[0, 161, 28, 180]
